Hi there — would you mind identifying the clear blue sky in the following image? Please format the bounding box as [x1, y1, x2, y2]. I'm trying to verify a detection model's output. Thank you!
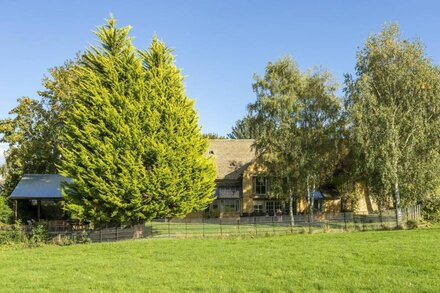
[1, 0, 440, 163]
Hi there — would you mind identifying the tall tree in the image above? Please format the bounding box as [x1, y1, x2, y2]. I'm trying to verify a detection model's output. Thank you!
[0, 97, 54, 196]
[140, 38, 216, 218]
[59, 17, 151, 224]
[0, 60, 79, 198]
[247, 57, 343, 223]
[60, 18, 216, 223]
[345, 24, 440, 227]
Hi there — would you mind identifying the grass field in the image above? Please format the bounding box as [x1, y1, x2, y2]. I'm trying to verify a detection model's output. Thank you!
[1, 226, 439, 292]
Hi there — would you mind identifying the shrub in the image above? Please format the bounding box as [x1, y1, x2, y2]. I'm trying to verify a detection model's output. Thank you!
[0, 221, 27, 245]
[0, 196, 12, 224]
[422, 196, 440, 223]
[406, 219, 418, 230]
[30, 224, 47, 244]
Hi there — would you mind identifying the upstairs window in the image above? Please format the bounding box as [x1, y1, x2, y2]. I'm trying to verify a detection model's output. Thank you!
[252, 176, 268, 195]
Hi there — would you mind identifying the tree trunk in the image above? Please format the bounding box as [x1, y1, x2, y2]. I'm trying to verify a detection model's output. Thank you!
[289, 194, 294, 227]
[307, 176, 313, 223]
[393, 180, 402, 228]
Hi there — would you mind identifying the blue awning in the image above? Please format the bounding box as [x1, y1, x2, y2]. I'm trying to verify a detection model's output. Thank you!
[310, 191, 324, 200]
[9, 174, 72, 200]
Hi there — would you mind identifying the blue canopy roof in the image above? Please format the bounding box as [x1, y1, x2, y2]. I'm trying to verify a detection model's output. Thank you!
[310, 191, 324, 200]
[9, 174, 72, 200]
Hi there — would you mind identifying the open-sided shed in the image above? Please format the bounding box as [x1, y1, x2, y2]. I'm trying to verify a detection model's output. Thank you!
[9, 174, 72, 221]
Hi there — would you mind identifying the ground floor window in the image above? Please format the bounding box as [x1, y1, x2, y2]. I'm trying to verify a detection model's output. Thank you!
[253, 200, 283, 216]
[211, 199, 241, 213]
[253, 203, 264, 214]
[266, 201, 282, 215]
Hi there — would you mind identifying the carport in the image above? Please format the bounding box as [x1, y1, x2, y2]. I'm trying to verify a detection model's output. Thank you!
[9, 174, 72, 221]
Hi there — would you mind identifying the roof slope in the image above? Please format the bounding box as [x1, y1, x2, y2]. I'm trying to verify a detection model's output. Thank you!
[10, 174, 72, 200]
[207, 139, 256, 180]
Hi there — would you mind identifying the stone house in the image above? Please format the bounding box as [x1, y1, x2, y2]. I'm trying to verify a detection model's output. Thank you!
[206, 139, 376, 218]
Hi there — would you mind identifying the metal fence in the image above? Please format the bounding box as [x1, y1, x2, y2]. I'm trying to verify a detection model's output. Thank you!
[32, 205, 421, 243]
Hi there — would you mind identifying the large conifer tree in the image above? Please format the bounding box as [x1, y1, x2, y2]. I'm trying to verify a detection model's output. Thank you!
[60, 18, 216, 223]
[60, 17, 151, 223]
[140, 38, 216, 218]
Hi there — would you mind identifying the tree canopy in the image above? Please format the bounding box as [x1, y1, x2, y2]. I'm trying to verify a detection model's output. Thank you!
[59, 17, 216, 223]
[244, 57, 343, 219]
[345, 24, 440, 226]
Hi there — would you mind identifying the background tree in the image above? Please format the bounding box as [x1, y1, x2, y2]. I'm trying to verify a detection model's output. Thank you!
[345, 24, 440, 227]
[0, 59, 79, 198]
[203, 133, 227, 139]
[0, 194, 12, 223]
[140, 38, 216, 219]
[0, 97, 54, 196]
[245, 57, 343, 223]
[228, 114, 264, 139]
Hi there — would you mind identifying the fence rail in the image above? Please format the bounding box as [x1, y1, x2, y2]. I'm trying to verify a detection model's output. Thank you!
[18, 205, 421, 243]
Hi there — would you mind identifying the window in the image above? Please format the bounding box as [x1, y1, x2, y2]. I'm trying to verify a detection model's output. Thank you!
[220, 199, 240, 212]
[253, 203, 263, 214]
[252, 176, 268, 195]
[216, 187, 241, 198]
[266, 201, 282, 215]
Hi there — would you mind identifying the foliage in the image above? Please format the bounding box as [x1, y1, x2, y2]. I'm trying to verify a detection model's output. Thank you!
[0, 196, 12, 223]
[59, 17, 152, 223]
[422, 195, 440, 223]
[0, 98, 54, 196]
[406, 219, 418, 229]
[29, 224, 47, 244]
[140, 38, 216, 218]
[244, 57, 343, 216]
[345, 24, 440, 226]
[228, 114, 264, 139]
[60, 17, 215, 223]
[203, 133, 227, 139]
[0, 60, 78, 199]
[0, 221, 27, 245]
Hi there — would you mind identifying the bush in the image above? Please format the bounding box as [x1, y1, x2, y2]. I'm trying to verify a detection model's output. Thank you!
[406, 219, 418, 230]
[0, 221, 27, 245]
[422, 196, 440, 223]
[0, 196, 12, 223]
[30, 224, 47, 244]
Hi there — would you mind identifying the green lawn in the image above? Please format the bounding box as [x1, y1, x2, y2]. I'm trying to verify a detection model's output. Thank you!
[1, 227, 439, 292]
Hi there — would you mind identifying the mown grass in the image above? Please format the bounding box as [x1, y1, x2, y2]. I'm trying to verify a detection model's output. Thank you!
[1, 226, 439, 292]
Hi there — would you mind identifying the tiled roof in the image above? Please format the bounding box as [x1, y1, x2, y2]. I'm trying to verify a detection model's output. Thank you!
[207, 139, 256, 180]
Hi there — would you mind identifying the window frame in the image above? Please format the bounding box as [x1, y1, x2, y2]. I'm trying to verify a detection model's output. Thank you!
[252, 176, 268, 196]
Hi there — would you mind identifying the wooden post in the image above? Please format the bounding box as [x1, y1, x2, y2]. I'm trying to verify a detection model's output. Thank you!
[237, 219, 240, 237]
[14, 200, 18, 222]
[272, 216, 275, 235]
[344, 212, 347, 231]
[254, 217, 257, 237]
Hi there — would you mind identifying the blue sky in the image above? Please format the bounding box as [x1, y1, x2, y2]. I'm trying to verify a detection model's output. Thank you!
[1, 1, 440, 164]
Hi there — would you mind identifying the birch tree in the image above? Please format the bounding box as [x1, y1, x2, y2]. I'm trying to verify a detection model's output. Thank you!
[247, 57, 343, 224]
[345, 24, 440, 227]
